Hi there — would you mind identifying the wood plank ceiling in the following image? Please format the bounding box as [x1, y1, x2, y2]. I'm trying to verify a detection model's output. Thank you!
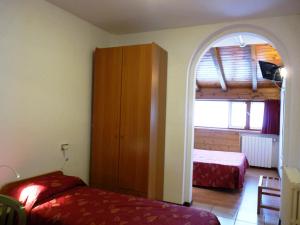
[195, 44, 282, 91]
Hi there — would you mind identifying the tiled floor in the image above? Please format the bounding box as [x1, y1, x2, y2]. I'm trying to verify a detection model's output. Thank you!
[192, 168, 280, 225]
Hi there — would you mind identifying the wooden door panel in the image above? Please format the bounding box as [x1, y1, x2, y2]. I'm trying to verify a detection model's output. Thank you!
[90, 47, 122, 190]
[118, 45, 152, 194]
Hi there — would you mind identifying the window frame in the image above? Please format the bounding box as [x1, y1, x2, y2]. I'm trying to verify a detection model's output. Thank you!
[194, 99, 264, 131]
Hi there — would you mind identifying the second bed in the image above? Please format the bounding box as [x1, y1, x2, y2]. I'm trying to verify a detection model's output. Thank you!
[193, 149, 249, 189]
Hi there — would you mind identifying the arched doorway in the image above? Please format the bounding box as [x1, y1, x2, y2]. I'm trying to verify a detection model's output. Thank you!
[184, 24, 290, 208]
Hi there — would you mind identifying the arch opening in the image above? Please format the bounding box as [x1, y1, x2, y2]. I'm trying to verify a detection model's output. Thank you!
[184, 24, 290, 205]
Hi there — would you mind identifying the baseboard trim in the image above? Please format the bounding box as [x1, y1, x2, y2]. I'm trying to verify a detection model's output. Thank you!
[183, 201, 193, 207]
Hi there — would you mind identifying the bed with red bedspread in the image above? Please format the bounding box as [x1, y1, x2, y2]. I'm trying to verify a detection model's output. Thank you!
[2, 171, 220, 225]
[193, 149, 249, 189]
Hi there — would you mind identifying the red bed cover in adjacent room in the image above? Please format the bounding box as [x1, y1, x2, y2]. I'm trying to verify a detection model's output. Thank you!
[193, 149, 249, 189]
[5, 172, 220, 225]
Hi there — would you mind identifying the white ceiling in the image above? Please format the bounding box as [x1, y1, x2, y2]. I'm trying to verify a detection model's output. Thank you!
[46, 0, 300, 34]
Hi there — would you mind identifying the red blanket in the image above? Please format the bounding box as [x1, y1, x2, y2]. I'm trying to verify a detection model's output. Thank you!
[5, 172, 220, 225]
[193, 149, 249, 189]
[30, 187, 219, 225]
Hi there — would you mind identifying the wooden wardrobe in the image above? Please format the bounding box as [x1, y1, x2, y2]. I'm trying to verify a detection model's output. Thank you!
[90, 43, 167, 200]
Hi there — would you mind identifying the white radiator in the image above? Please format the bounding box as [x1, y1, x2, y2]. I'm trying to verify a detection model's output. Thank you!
[281, 167, 300, 225]
[241, 134, 279, 168]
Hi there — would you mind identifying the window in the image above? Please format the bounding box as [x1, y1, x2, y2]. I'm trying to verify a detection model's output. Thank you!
[194, 100, 265, 130]
[250, 102, 265, 130]
[229, 102, 247, 129]
[194, 101, 229, 128]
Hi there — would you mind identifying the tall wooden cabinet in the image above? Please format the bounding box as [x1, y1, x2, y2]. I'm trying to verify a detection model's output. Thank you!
[90, 43, 167, 200]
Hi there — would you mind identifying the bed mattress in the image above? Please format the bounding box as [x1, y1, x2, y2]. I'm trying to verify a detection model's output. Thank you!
[193, 149, 249, 189]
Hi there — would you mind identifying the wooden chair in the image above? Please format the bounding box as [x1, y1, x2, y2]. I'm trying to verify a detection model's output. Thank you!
[257, 175, 281, 214]
[0, 194, 26, 225]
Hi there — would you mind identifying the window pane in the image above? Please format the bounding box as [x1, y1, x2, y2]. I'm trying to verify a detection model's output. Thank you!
[194, 101, 229, 128]
[250, 102, 265, 130]
[230, 102, 247, 128]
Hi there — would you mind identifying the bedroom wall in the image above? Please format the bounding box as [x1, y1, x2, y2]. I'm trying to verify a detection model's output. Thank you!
[0, 0, 116, 186]
[114, 15, 300, 204]
[194, 129, 241, 152]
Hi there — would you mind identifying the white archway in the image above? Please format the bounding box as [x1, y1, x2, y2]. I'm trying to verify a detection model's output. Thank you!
[183, 24, 291, 203]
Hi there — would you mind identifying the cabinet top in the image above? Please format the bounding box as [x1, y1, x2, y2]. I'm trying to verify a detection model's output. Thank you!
[95, 42, 166, 52]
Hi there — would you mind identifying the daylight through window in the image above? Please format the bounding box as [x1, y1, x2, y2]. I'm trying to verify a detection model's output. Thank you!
[194, 100, 265, 130]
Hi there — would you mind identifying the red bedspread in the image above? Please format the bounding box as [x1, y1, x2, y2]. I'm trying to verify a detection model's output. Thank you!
[30, 187, 219, 225]
[193, 149, 249, 189]
[5, 172, 220, 225]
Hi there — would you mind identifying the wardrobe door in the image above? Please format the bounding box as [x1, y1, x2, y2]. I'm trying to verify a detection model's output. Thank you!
[118, 45, 152, 195]
[90, 47, 122, 190]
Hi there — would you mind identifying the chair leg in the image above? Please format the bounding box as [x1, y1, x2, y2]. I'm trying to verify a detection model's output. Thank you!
[257, 186, 262, 214]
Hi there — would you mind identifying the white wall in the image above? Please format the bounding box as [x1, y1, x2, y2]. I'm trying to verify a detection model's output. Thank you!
[0, 0, 115, 185]
[115, 15, 300, 204]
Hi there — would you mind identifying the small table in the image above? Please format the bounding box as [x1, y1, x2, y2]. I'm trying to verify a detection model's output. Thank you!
[257, 175, 281, 214]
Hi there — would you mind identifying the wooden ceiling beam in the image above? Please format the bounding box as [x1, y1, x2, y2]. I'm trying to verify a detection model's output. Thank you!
[251, 46, 258, 92]
[210, 47, 227, 91]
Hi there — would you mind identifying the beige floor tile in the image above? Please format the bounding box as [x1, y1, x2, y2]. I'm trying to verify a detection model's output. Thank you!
[239, 197, 258, 213]
[236, 210, 264, 224]
[212, 206, 238, 219]
[234, 220, 260, 225]
[192, 202, 213, 212]
[217, 216, 235, 225]
[192, 168, 280, 225]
